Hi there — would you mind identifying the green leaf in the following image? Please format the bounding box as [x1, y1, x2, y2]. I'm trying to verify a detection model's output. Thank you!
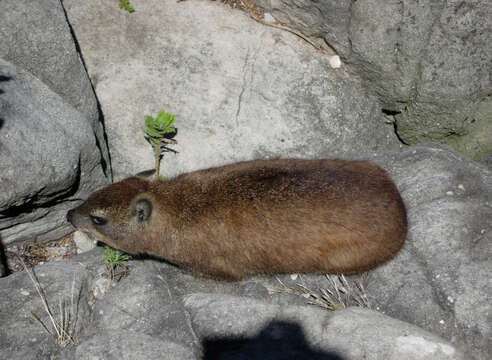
[145, 127, 165, 138]
[144, 110, 176, 137]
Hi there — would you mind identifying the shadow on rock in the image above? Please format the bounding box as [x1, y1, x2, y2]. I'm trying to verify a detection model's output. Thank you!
[0, 74, 12, 94]
[0, 234, 9, 277]
[202, 320, 344, 360]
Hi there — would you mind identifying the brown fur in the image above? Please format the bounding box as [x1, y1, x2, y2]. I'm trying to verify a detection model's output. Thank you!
[67, 159, 407, 280]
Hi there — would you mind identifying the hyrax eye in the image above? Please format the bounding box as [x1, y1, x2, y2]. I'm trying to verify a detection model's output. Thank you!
[90, 215, 108, 226]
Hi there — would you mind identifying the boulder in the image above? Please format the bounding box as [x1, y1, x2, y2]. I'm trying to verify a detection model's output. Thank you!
[0, 0, 109, 170]
[0, 59, 108, 245]
[184, 292, 465, 360]
[63, 0, 400, 181]
[366, 143, 492, 359]
[254, 0, 492, 160]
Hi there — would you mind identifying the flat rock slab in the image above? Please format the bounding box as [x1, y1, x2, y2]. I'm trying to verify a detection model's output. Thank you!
[0, 261, 92, 359]
[184, 293, 465, 360]
[63, 0, 399, 181]
[73, 329, 196, 360]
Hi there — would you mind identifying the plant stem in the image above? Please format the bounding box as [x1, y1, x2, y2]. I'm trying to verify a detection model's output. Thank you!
[154, 147, 160, 180]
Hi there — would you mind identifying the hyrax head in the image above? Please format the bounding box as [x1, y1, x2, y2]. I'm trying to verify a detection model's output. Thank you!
[67, 177, 154, 254]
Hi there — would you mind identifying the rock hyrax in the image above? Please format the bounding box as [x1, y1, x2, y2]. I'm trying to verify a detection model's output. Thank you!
[67, 159, 407, 280]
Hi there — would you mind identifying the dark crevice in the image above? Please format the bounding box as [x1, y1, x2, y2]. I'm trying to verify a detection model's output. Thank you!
[392, 120, 409, 145]
[0, 75, 13, 94]
[60, 2, 113, 182]
[381, 108, 402, 116]
[382, 108, 409, 145]
[93, 129, 110, 179]
[322, 37, 339, 54]
[0, 234, 10, 277]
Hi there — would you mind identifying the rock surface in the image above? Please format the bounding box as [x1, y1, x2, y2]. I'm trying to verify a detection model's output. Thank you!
[63, 0, 400, 181]
[0, 244, 466, 360]
[1, 0, 490, 358]
[184, 293, 465, 360]
[72, 329, 196, 360]
[1, 143, 489, 359]
[367, 143, 492, 358]
[0, 261, 92, 359]
[0, 59, 108, 245]
[254, 0, 492, 160]
[0, 0, 109, 171]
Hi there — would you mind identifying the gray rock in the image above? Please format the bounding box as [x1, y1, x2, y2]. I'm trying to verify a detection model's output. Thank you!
[481, 154, 492, 167]
[184, 293, 465, 360]
[73, 329, 196, 360]
[255, 0, 492, 160]
[0, 261, 92, 359]
[92, 261, 198, 350]
[0, 0, 109, 170]
[365, 143, 492, 360]
[0, 59, 108, 245]
[63, 0, 400, 181]
[1, 141, 489, 359]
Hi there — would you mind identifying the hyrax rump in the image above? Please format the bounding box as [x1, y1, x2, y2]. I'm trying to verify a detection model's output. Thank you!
[67, 159, 407, 280]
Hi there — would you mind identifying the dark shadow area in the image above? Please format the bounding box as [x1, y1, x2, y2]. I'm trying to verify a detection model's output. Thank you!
[392, 120, 409, 145]
[125, 251, 182, 269]
[0, 234, 10, 277]
[381, 108, 409, 145]
[381, 108, 401, 116]
[0, 75, 12, 94]
[93, 130, 110, 179]
[0, 118, 4, 130]
[202, 320, 344, 360]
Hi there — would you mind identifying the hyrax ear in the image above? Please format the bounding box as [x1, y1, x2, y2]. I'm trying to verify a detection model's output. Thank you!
[131, 197, 153, 223]
[135, 169, 156, 180]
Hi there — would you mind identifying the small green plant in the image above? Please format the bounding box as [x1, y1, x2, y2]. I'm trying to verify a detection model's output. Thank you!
[119, 0, 135, 13]
[144, 110, 177, 180]
[104, 246, 132, 280]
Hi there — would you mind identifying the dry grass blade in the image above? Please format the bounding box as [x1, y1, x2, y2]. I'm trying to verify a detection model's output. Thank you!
[270, 273, 371, 311]
[29, 312, 54, 337]
[19, 256, 77, 347]
[20, 257, 62, 339]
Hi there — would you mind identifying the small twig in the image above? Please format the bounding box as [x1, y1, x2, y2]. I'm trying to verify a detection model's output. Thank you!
[238, 1, 329, 54]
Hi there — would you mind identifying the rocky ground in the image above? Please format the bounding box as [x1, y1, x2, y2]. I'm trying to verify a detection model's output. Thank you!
[1, 0, 490, 359]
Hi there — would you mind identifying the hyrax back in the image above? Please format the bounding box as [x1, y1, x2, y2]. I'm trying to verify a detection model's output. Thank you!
[68, 159, 407, 280]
